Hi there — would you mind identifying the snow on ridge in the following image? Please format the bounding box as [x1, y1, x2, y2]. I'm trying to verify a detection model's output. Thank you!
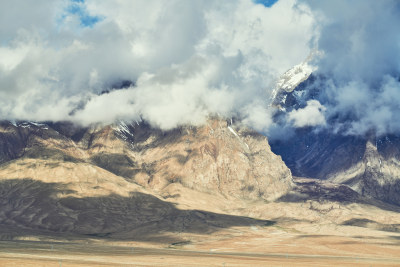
[228, 125, 250, 150]
[228, 126, 239, 138]
[270, 52, 318, 106]
[113, 120, 138, 141]
[14, 121, 49, 129]
[276, 61, 313, 93]
[117, 121, 130, 134]
[29, 121, 48, 128]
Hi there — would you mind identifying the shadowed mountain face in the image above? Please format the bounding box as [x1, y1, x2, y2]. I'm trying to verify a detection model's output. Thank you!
[270, 76, 400, 206]
[0, 179, 273, 242]
[270, 128, 367, 179]
[0, 119, 292, 202]
[0, 119, 291, 240]
[1, 118, 400, 254]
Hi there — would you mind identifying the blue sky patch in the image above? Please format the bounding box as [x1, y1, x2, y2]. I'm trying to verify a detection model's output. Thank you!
[65, 0, 102, 27]
[254, 0, 279, 7]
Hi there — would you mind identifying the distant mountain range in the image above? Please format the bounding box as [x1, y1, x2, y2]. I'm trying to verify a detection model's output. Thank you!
[270, 61, 400, 206]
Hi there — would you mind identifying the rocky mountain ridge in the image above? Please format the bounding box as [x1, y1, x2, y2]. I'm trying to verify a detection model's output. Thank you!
[1, 117, 400, 259]
[0, 118, 294, 238]
[270, 65, 400, 206]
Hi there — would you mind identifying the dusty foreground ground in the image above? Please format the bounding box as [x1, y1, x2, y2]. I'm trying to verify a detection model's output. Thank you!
[1, 122, 400, 265]
[1, 223, 400, 267]
[2, 178, 400, 266]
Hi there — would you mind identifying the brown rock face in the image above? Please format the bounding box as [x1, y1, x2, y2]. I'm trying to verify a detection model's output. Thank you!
[330, 140, 400, 205]
[0, 119, 292, 201]
[0, 119, 292, 237]
[270, 72, 400, 206]
[127, 119, 293, 201]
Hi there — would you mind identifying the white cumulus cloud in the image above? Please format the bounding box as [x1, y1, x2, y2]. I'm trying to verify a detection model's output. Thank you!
[0, 0, 314, 130]
[288, 100, 326, 128]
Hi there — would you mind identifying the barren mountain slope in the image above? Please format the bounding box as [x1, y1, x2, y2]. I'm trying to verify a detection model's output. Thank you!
[0, 119, 292, 238]
[270, 73, 400, 206]
[1, 120, 400, 266]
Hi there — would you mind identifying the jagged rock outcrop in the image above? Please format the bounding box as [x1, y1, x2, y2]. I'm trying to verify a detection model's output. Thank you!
[330, 139, 400, 205]
[0, 119, 292, 236]
[0, 119, 292, 201]
[270, 70, 400, 206]
[124, 119, 293, 201]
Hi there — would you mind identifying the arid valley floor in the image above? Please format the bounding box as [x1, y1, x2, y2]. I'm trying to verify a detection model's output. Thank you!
[2, 178, 400, 266]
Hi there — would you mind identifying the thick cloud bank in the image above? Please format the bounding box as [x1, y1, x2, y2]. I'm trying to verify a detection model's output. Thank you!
[1, 0, 399, 137]
[0, 0, 313, 130]
[304, 0, 400, 136]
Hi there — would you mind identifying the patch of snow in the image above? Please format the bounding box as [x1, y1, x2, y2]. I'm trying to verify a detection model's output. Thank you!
[118, 121, 130, 133]
[281, 94, 287, 104]
[114, 120, 135, 141]
[228, 126, 239, 138]
[20, 122, 45, 129]
[228, 126, 250, 150]
[276, 61, 313, 92]
[270, 54, 318, 104]
[15, 121, 49, 129]
[20, 123, 30, 128]
[28, 121, 48, 129]
[29, 122, 45, 127]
